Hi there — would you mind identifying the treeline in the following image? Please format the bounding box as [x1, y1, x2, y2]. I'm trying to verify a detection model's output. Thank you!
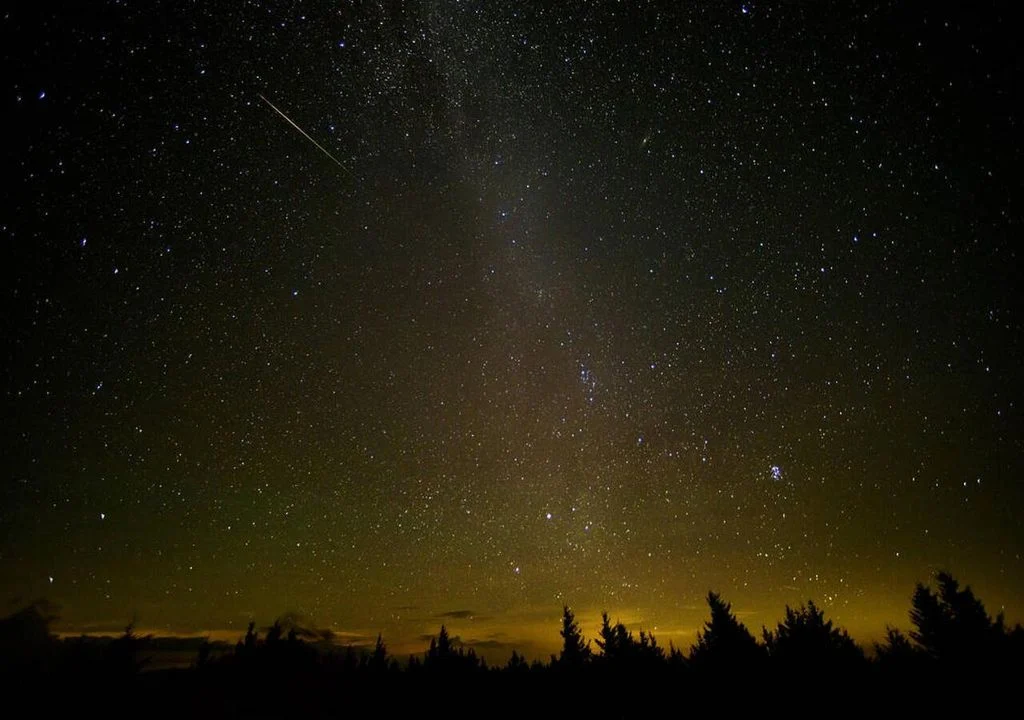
[1, 571, 1022, 712]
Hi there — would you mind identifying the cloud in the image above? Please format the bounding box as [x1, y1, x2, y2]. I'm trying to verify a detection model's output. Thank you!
[251, 612, 381, 649]
[461, 638, 509, 650]
[58, 620, 133, 635]
[458, 635, 540, 663]
[323, 634, 376, 651]
[436, 609, 476, 620]
[145, 636, 232, 652]
[266, 612, 339, 643]
[411, 631, 523, 659]
[417, 632, 466, 645]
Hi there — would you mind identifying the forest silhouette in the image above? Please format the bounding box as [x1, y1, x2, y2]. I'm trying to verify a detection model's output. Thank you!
[2, 571, 1021, 714]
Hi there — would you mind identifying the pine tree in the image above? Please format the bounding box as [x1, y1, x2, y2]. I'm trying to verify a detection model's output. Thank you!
[370, 633, 388, 672]
[595, 612, 629, 662]
[874, 626, 922, 669]
[667, 642, 687, 669]
[592, 612, 667, 671]
[437, 624, 452, 657]
[426, 625, 468, 672]
[105, 621, 151, 676]
[909, 571, 1004, 664]
[690, 591, 762, 671]
[554, 605, 591, 669]
[243, 621, 258, 653]
[637, 629, 666, 666]
[506, 649, 530, 672]
[763, 600, 864, 671]
[266, 619, 283, 645]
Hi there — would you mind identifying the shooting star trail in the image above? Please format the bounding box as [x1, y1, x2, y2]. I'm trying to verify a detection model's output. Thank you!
[258, 94, 352, 176]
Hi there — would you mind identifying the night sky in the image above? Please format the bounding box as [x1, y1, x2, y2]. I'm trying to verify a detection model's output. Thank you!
[3, 2, 1021, 659]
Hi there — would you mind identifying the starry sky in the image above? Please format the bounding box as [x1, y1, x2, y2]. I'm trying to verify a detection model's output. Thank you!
[3, 2, 1022, 660]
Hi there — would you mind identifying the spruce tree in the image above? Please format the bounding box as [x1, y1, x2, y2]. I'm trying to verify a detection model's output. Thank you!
[555, 605, 591, 669]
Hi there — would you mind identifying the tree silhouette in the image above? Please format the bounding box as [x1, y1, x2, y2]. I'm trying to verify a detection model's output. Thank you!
[552, 605, 591, 670]
[239, 620, 258, 656]
[595, 612, 627, 664]
[0, 600, 60, 674]
[594, 612, 665, 671]
[636, 628, 666, 667]
[424, 624, 485, 673]
[506, 649, 530, 673]
[874, 626, 923, 673]
[689, 591, 762, 672]
[1006, 624, 1024, 667]
[908, 570, 1008, 667]
[195, 638, 212, 669]
[425, 624, 451, 668]
[3, 573, 1021, 705]
[103, 621, 151, 677]
[265, 619, 284, 646]
[667, 642, 687, 670]
[369, 633, 389, 672]
[763, 601, 864, 672]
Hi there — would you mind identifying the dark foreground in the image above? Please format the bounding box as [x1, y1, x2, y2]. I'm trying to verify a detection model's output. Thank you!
[3, 571, 1021, 716]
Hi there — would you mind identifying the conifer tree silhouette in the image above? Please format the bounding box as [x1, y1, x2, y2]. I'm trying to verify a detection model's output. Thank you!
[690, 591, 762, 672]
[636, 628, 665, 667]
[763, 600, 864, 672]
[195, 638, 212, 669]
[506, 649, 530, 672]
[437, 624, 452, 656]
[595, 612, 628, 662]
[424, 625, 483, 672]
[265, 619, 284, 646]
[369, 633, 388, 672]
[874, 626, 922, 671]
[667, 642, 687, 669]
[104, 621, 151, 676]
[553, 605, 591, 669]
[243, 621, 258, 653]
[0, 601, 59, 674]
[594, 612, 665, 670]
[909, 571, 1006, 666]
[6, 572, 1022, 702]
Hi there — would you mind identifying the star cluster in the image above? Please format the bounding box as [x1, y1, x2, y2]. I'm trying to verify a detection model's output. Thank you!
[2, 2, 1021, 655]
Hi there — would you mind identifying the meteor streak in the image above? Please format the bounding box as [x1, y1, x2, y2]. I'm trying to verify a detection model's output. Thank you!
[258, 94, 352, 176]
